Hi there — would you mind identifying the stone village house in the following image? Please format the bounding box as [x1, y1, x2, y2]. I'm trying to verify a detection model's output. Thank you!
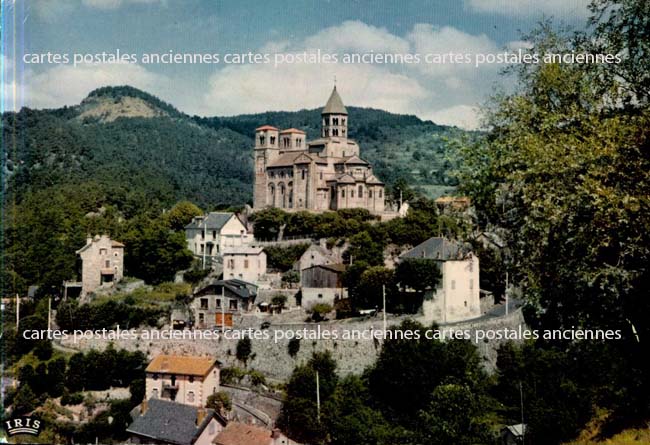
[222, 246, 267, 283]
[73, 234, 124, 298]
[400, 237, 481, 323]
[144, 355, 220, 407]
[127, 398, 226, 445]
[190, 279, 258, 328]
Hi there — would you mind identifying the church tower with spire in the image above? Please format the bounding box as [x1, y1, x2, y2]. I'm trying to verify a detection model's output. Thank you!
[321, 86, 348, 139]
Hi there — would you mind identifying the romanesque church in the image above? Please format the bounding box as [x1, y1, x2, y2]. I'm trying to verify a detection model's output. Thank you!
[253, 87, 385, 214]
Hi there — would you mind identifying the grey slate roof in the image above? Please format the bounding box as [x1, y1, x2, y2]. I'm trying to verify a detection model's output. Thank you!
[185, 212, 235, 231]
[195, 279, 258, 300]
[127, 398, 217, 445]
[322, 86, 348, 115]
[400, 237, 471, 261]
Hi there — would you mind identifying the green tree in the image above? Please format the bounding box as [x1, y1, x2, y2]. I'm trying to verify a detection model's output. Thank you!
[206, 391, 232, 415]
[345, 231, 384, 266]
[164, 201, 202, 231]
[278, 351, 338, 444]
[236, 338, 252, 366]
[123, 217, 194, 284]
[395, 259, 441, 292]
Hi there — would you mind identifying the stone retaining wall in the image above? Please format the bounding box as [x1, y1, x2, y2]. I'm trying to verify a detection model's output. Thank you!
[60, 309, 526, 381]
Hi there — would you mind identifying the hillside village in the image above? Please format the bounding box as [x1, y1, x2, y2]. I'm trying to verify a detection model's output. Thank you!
[1, 88, 524, 445]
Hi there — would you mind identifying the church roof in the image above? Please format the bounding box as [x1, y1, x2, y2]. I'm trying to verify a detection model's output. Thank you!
[279, 128, 306, 134]
[337, 155, 369, 165]
[268, 152, 301, 167]
[322, 86, 348, 115]
[336, 174, 355, 184]
[365, 174, 384, 185]
[255, 125, 278, 131]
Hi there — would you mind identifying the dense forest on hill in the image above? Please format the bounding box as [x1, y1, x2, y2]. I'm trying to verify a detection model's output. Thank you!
[1, 86, 466, 296]
[3, 85, 466, 209]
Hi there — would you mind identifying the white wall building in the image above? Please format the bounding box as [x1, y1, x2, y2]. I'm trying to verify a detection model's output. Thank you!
[400, 237, 480, 323]
[185, 213, 252, 262]
[222, 246, 267, 283]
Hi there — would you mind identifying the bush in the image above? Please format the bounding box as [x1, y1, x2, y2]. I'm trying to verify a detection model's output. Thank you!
[206, 391, 232, 414]
[236, 338, 253, 365]
[288, 338, 301, 358]
[271, 294, 288, 308]
[61, 391, 84, 406]
[220, 367, 246, 385]
[310, 303, 333, 321]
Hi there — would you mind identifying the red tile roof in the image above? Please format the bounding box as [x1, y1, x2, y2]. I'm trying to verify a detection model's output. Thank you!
[279, 128, 306, 134]
[146, 355, 217, 377]
[213, 422, 272, 445]
[255, 125, 279, 131]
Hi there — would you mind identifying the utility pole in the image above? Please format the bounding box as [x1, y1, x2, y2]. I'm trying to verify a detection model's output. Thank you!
[505, 271, 509, 316]
[47, 297, 52, 331]
[520, 381, 525, 445]
[15, 294, 20, 331]
[202, 220, 207, 269]
[382, 285, 387, 334]
[221, 286, 226, 331]
[316, 371, 321, 422]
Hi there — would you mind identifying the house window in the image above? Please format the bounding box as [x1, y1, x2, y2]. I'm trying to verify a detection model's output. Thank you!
[358, 185, 363, 197]
[333, 129, 339, 136]
[200, 298, 208, 309]
[187, 391, 195, 403]
[270, 136, 276, 145]
[318, 294, 323, 299]
[216, 298, 221, 308]
[342, 119, 346, 125]
[333, 117, 339, 125]
[199, 313, 204, 324]
[227, 259, 235, 268]
[369, 190, 373, 198]
[189, 376, 194, 383]
[351, 190, 354, 198]
[379, 190, 383, 198]
[244, 259, 249, 269]
[100, 248, 107, 255]
[200, 244, 204, 253]
[301, 170, 306, 180]
[152, 388, 158, 398]
[341, 189, 345, 198]
[259, 135, 265, 145]
[451, 280, 456, 290]
[212, 230, 217, 239]
[230, 300, 238, 310]
[319, 171, 323, 180]
[105, 260, 111, 268]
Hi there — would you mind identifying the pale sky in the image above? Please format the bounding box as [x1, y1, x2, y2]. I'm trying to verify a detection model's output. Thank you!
[1, 0, 591, 129]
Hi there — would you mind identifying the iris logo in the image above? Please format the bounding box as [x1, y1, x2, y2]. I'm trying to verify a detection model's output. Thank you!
[4, 416, 42, 436]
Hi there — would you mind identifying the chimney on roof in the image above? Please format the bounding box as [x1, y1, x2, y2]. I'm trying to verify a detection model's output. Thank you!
[196, 407, 207, 426]
[140, 399, 148, 415]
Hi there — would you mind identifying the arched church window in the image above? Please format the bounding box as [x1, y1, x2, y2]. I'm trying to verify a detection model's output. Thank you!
[358, 185, 363, 197]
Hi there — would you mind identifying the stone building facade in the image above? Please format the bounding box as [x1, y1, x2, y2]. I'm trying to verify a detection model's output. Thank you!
[400, 237, 481, 323]
[76, 234, 124, 298]
[145, 354, 220, 408]
[222, 246, 267, 283]
[253, 87, 385, 213]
